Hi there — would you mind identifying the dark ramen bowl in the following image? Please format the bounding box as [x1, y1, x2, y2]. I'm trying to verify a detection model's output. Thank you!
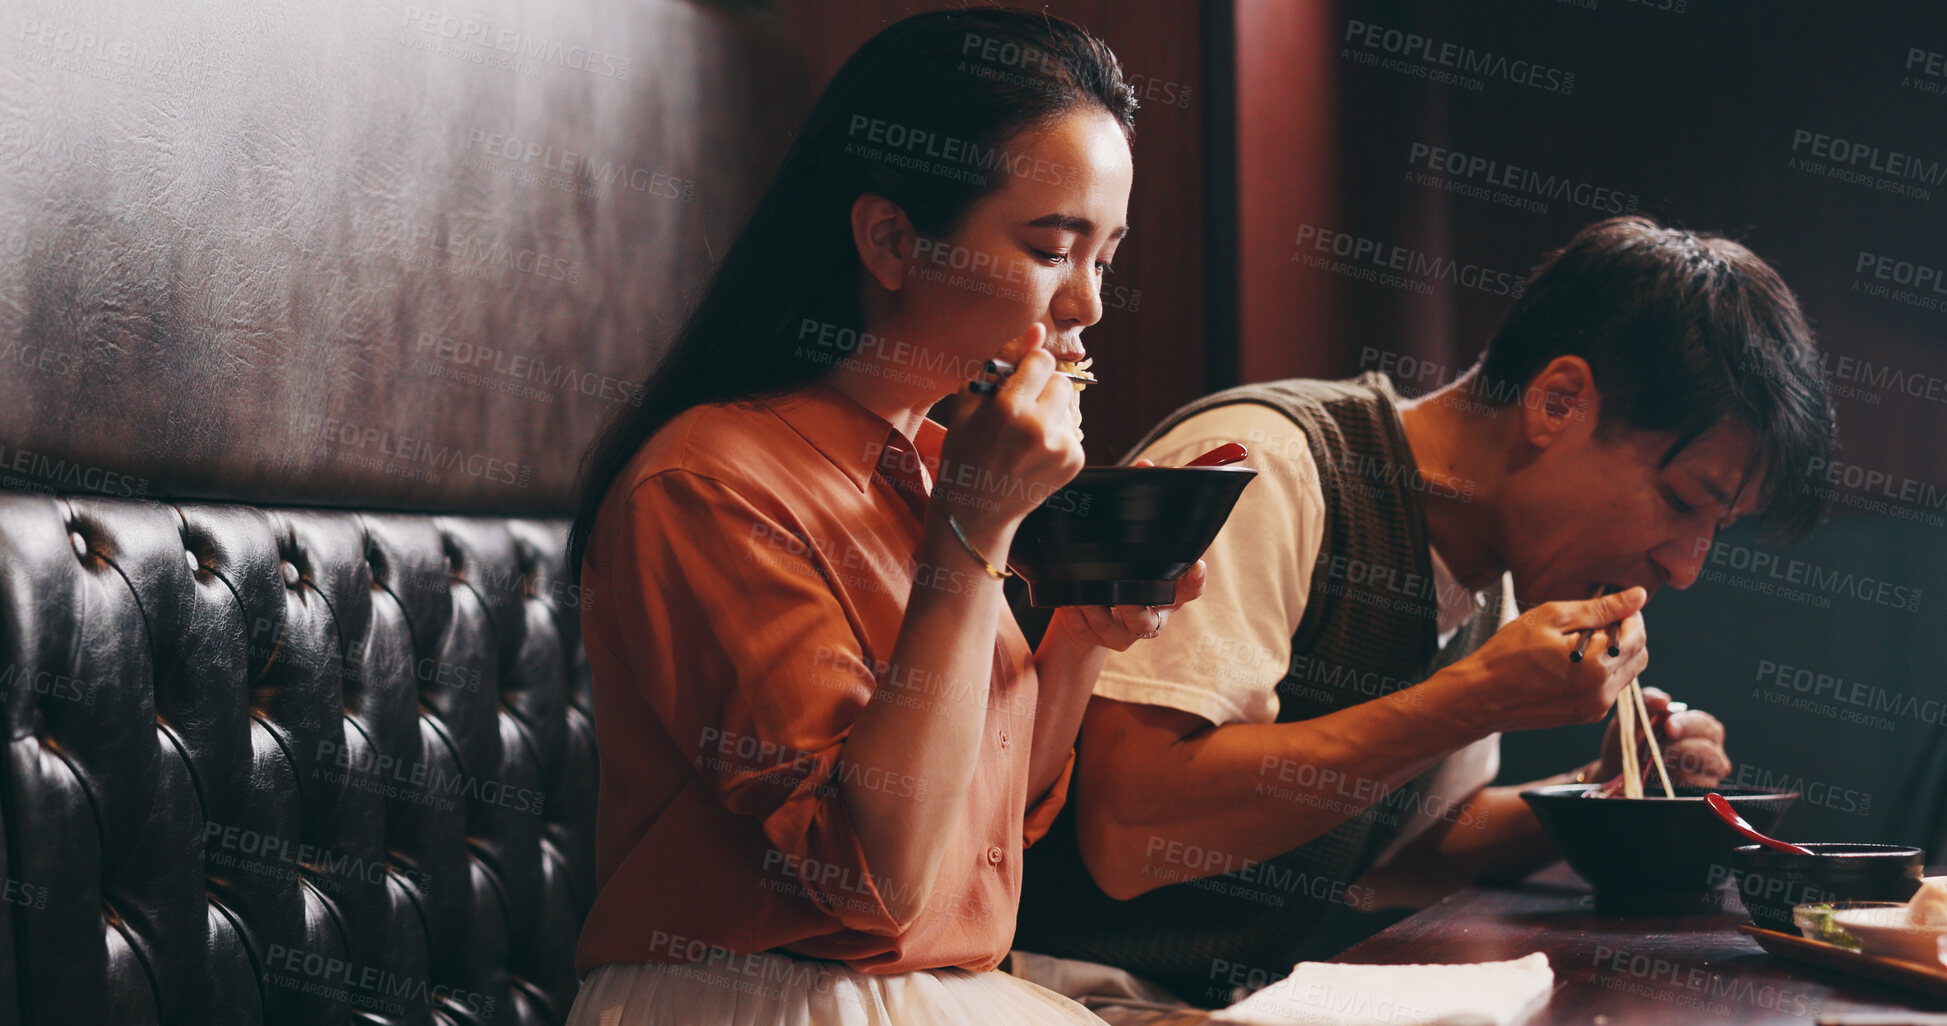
[1007, 465, 1256, 607]
[1729, 843, 1924, 933]
[1520, 784, 1798, 914]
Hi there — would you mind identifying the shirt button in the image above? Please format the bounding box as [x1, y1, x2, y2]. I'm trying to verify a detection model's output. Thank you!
[986, 846, 1004, 865]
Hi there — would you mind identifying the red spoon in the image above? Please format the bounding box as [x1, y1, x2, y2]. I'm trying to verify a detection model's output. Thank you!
[1706, 792, 1813, 855]
[1184, 442, 1248, 468]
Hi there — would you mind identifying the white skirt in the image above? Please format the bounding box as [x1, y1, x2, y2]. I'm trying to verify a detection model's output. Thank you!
[567, 953, 1110, 1026]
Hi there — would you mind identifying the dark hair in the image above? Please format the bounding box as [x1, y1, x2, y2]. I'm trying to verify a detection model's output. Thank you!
[1473, 215, 1836, 540]
[566, 7, 1136, 580]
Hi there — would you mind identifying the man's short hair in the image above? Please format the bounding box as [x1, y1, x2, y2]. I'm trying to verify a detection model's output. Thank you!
[1475, 215, 1836, 539]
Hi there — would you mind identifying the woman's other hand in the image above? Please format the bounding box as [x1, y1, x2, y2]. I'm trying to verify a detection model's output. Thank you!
[1050, 558, 1208, 653]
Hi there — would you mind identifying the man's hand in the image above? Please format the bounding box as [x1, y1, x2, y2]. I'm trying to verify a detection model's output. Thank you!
[1586, 686, 1731, 787]
[1438, 587, 1650, 735]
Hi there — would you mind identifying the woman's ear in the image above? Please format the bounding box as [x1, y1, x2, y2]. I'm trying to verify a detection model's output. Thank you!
[851, 194, 913, 293]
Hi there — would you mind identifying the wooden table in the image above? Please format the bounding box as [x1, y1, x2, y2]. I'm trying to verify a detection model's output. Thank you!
[1322, 862, 1947, 1023]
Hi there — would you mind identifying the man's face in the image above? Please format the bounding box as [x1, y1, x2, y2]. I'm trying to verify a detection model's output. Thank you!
[1495, 370, 1765, 606]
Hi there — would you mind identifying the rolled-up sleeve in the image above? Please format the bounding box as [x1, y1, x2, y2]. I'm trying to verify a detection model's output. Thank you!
[607, 468, 903, 934]
[1022, 748, 1076, 848]
[1094, 405, 1325, 727]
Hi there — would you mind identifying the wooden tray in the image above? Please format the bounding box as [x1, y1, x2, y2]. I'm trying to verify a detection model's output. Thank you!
[1739, 924, 1947, 1001]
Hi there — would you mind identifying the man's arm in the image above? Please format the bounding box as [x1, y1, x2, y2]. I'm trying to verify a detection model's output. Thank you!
[1074, 683, 1489, 901]
[1349, 776, 1576, 909]
[1354, 693, 1734, 909]
[1074, 589, 1650, 901]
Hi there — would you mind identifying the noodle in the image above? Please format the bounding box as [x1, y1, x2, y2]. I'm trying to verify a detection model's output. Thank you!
[1055, 356, 1093, 439]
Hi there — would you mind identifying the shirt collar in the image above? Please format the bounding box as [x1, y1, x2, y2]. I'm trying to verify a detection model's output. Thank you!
[761, 381, 944, 493]
[1428, 543, 1489, 639]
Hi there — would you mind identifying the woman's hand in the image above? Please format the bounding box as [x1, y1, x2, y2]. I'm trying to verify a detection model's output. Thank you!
[933, 323, 1084, 534]
[1041, 455, 1210, 652]
[1049, 558, 1209, 653]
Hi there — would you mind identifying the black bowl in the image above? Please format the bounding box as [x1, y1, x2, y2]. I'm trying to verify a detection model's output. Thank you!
[1520, 784, 1798, 914]
[1728, 843, 1924, 932]
[1007, 466, 1256, 607]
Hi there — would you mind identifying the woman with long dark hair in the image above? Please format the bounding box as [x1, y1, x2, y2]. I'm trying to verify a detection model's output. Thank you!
[563, 9, 1204, 1024]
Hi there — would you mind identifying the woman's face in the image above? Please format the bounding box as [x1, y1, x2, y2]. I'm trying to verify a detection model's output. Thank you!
[867, 108, 1134, 391]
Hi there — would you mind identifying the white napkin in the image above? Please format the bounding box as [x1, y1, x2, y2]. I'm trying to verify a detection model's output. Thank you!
[1211, 953, 1554, 1026]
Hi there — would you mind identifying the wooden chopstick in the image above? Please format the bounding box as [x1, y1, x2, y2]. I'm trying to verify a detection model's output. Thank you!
[970, 358, 1098, 394]
[1576, 585, 1675, 799]
[1628, 679, 1677, 798]
[1617, 689, 1642, 799]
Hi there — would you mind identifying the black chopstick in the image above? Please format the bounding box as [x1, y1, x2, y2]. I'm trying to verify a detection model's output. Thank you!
[1569, 629, 1596, 663]
[1569, 584, 1626, 662]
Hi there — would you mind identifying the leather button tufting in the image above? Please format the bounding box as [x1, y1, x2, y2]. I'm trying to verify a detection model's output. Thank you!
[5, 498, 597, 1025]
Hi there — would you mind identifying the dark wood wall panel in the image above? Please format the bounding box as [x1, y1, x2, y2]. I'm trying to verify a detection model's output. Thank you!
[0, 0, 794, 513]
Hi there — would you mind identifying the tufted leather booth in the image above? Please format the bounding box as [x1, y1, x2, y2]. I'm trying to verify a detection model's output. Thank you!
[0, 491, 597, 1025]
[0, 1, 795, 1022]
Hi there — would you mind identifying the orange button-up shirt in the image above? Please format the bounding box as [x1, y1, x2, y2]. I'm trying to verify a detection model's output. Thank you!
[573, 382, 1074, 978]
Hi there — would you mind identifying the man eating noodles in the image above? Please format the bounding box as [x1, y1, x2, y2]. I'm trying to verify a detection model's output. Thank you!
[1008, 215, 1838, 1009]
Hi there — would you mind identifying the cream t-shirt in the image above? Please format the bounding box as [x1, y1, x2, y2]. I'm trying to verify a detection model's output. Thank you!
[1096, 401, 1511, 865]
